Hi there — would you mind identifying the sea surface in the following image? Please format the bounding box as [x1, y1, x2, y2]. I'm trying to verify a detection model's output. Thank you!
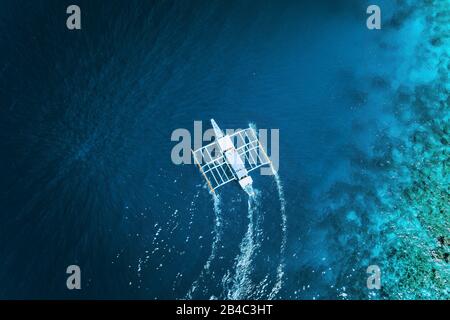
[0, 0, 448, 299]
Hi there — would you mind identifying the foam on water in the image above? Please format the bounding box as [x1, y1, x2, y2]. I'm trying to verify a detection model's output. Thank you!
[186, 191, 223, 298]
[269, 169, 287, 299]
[249, 122, 288, 299]
[226, 186, 261, 299]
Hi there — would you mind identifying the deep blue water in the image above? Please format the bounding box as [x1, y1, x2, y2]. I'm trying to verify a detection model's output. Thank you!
[0, 0, 448, 299]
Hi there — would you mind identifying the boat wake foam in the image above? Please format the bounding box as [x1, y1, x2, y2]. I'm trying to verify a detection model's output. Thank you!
[268, 169, 287, 299]
[225, 186, 261, 299]
[249, 122, 287, 299]
[186, 192, 223, 298]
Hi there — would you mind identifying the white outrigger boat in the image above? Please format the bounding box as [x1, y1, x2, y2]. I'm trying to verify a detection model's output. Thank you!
[192, 119, 271, 194]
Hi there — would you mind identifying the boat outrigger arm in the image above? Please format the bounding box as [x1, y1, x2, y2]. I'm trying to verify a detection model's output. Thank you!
[191, 119, 271, 193]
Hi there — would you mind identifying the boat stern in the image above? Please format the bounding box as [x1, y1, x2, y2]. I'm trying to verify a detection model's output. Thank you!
[238, 176, 253, 189]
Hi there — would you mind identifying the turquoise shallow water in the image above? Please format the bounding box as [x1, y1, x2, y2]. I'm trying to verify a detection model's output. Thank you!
[317, 1, 450, 299]
[0, 0, 448, 299]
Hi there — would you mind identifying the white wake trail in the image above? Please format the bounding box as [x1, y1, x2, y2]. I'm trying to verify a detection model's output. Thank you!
[186, 192, 223, 298]
[248, 122, 287, 299]
[226, 187, 261, 299]
[268, 169, 287, 299]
